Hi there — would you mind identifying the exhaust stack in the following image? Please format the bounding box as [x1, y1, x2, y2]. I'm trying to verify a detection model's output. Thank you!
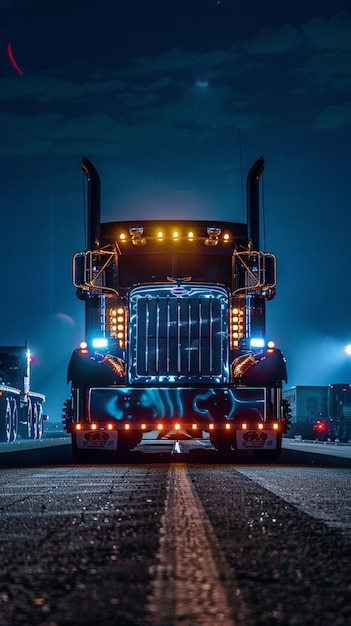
[82, 156, 101, 251]
[246, 156, 264, 251]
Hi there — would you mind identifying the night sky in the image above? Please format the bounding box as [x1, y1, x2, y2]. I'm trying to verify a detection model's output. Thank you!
[1, 0, 351, 421]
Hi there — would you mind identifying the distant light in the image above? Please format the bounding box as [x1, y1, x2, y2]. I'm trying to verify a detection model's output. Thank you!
[267, 340, 275, 349]
[345, 344, 351, 356]
[80, 341, 88, 350]
[7, 43, 24, 75]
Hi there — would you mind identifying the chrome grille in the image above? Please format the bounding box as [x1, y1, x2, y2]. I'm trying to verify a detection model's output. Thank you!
[128, 284, 229, 383]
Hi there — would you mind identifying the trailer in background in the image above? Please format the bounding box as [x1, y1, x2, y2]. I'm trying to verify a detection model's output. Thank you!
[0, 345, 46, 442]
[283, 384, 351, 442]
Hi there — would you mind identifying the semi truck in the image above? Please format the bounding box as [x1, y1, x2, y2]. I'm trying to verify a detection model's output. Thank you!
[283, 384, 351, 442]
[62, 155, 290, 458]
[0, 345, 46, 442]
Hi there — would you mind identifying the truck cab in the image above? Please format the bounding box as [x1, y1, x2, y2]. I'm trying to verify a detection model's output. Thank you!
[63, 157, 289, 457]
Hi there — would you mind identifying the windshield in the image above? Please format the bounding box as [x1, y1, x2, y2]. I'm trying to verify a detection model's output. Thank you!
[117, 252, 233, 288]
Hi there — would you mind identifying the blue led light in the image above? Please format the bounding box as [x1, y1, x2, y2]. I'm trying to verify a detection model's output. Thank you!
[92, 338, 108, 349]
[250, 338, 265, 349]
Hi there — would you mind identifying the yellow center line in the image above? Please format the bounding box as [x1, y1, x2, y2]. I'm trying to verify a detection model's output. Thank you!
[148, 464, 246, 625]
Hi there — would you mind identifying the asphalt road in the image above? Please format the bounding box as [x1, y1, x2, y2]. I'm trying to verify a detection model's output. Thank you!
[0, 439, 350, 625]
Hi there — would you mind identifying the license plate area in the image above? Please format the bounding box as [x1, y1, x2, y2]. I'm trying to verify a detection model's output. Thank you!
[75, 429, 118, 450]
[236, 430, 277, 450]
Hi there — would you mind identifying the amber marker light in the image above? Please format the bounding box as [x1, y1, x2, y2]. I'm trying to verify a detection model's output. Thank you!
[258, 423, 264, 430]
[191, 423, 198, 430]
[209, 423, 214, 430]
[157, 423, 163, 430]
[225, 423, 231, 430]
[241, 423, 247, 430]
[273, 423, 279, 430]
[91, 423, 97, 430]
[76, 424, 82, 430]
[107, 423, 113, 430]
[141, 423, 147, 430]
[124, 423, 130, 430]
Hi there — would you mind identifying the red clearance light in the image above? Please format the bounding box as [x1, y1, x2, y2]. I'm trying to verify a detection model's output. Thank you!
[174, 423, 181, 431]
[225, 423, 231, 430]
[157, 423, 163, 430]
[124, 423, 130, 430]
[91, 423, 97, 430]
[273, 423, 279, 430]
[76, 423, 81, 431]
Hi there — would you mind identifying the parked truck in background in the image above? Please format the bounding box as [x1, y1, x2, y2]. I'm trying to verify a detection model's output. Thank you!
[62, 156, 290, 458]
[0, 345, 46, 442]
[282, 386, 328, 440]
[283, 383, 351, 442]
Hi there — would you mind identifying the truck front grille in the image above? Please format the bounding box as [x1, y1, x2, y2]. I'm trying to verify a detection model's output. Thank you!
[128, 284, 229, 383]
